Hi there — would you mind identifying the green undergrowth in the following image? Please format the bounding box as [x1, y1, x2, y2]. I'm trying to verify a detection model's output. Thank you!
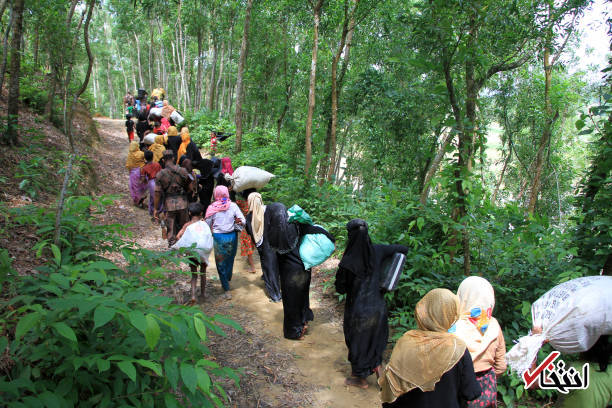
[0, 195, 242, 407]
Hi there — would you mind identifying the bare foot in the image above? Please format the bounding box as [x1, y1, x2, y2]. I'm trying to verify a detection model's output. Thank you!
[249, 267, 256, 274]
[373, 365, 382, 378]
[345, 377, 368, 389]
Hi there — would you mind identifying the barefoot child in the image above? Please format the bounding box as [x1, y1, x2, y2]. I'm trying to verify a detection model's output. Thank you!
[175, 202, 213, 304]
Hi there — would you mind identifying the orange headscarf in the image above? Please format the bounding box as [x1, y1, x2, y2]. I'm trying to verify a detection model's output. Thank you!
[125, 141, 145, 169]
[148, 134, 166, 163]
[176, 127, 190, 163]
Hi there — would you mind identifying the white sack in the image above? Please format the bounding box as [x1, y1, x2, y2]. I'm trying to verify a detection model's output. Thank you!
[149, 107, 163, 118]
[171, 221, 213, 264]
[170, 110, 184, 124]
[143, 134, 156, 145]
[228, 166, 275, 192]
[506, 276, 612, 376]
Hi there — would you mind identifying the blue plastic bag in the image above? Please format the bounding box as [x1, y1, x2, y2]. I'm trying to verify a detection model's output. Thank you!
[299, 231, 335, 270]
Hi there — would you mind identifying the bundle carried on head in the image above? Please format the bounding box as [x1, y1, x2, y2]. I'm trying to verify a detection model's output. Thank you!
[225, 166, 275, 192]
[505, 276, 612, 376]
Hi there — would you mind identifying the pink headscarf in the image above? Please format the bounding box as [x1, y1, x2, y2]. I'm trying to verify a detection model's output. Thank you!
[205, 185, 231, 219]
[221, 157, 234, 175]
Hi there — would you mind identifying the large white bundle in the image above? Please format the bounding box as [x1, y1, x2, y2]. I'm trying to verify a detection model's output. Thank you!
[170, 110, 184, 124]
[506, 276, 612, 375]
[143, 134, 156, 145]
[171, 221, 213, 264]
[228, 166, 275, 192]
[149, 107, 163, 118]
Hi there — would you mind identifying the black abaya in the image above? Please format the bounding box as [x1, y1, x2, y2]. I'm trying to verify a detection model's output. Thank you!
[336, 242, 408, 378]
[246, 212, 282, 302]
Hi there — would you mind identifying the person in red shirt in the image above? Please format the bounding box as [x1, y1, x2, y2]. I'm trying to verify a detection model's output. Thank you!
[140, 150, 163, 218]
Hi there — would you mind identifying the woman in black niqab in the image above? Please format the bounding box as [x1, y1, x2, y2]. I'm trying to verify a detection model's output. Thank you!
[336, 219, 408, 388]
[265, 203, 335, 340]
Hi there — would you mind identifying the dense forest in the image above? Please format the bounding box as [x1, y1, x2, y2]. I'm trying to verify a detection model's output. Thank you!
[0, 0, 610, 406]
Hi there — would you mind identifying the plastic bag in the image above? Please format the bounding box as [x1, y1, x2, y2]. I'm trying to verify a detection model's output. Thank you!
[143, 134, 156, 145]
[171, 221, 213, 265]
[149, 107, 163, 119]
[228, 166, 274, 192]
[287, 204, 313, 225]
[299, 229, 335, 270]
[506, 276, 612, 376]
[170, 110, 184, 125]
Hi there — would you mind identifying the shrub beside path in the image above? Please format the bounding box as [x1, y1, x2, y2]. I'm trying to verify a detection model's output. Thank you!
[94, 118, 381, 408]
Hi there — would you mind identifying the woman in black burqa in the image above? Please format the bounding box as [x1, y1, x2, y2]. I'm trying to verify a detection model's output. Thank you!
[335, 219, 408, 388]
[264, 203, 335, 340]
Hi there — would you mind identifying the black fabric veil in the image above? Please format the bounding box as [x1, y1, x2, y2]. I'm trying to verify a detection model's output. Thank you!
[338, 219, 375, 278]
[264, 203, 299, 254]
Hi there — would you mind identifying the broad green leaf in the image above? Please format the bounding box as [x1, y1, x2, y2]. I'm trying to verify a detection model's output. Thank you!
[96, 358, 111, 373]
[194, 315, 207, 341]
[417, 217, 425, 231]
[196, 368, 211, 392]
[214, 315, 243, 332]
[50, 244, 61, 265]
[128, 310, 146, 334]
[145, 314, 160, 349]
[180, 363, 198, 394]
[50, 273, 70, 288]
[16, 312, 40, 339]
[135, 359, 162, 376]
[93, 306, 116, 329]
[117, 361, 136, 382]
[164, 393, 179, 408]
[164, 357, 179, 389]
[39, 390, 62, 408]
[52, 322, 77, 342]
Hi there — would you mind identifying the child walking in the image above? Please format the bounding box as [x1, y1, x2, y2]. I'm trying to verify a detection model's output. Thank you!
[175, 202, 213, 304]
[125, 114, 135, 142]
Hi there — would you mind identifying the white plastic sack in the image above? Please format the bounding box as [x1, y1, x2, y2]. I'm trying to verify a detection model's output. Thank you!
[170, 110, 184, 124]
[149, 107, 163, 118]
[171, 221, 213, 265]
[506, 276, 612, 376]
[143, 134, 156, 145]
[228, 166, 275, 192]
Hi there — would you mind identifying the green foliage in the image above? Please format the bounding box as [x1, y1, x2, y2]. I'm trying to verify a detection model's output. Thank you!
[15, 156, 48, 199]
[1, 196, 241, 407]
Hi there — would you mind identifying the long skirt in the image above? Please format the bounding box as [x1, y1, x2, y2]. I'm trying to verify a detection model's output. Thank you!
[129, 168, 147, 205]
[239, 229, 254, 256]
[257, 239, 282, 302]
[212, 232, 238, 291]
[146, 179, 164, 216]
[467, 368, 497, 407]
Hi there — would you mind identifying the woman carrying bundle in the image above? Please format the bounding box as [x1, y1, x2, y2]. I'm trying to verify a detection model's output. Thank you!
[148, 134, 166, 164]
[453, 276, 506, 408]
[236, 189, 257, 274]
[264, 203, 334, 340]
[245, 192, 282, 302]
[125, 141, 147, 207]
[176, 127, 202, 164]
[379, 288, 481, 407]
[205, 185, 245, 300]
[335, 219, 408, 388]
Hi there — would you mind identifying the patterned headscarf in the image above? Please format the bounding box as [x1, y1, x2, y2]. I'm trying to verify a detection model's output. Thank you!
[205, 185, 231, 219]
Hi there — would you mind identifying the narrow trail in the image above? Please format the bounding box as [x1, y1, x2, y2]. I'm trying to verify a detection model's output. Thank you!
[94, 118, 381, 408]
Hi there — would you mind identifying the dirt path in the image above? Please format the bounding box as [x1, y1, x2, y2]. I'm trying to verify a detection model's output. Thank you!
[94, 118, 381, 408]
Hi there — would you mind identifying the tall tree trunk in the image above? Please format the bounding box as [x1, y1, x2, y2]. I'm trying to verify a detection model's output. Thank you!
[527, 47, 556, 214]
[207, 40, 218, 111]
[134, 33, 145, 88]
[148, 24, 154, 90]
[54, 0, 95, 248]
[327, 1, 357, 182]
[420, 130, 454, 205]
[196, 29, 203, 109]
[304, 0, 324, 176]
[33, 24, 39, 66]
[491, 147, 511, 203]
[0, 8, 13, 100]
[215, 41, 225, 111]
[234, 0, 254, 152]
[3, 0, 24, 145]
[106, 59, 115, 118]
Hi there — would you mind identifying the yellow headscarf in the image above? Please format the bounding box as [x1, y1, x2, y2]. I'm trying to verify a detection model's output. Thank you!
[379, 288, 466, 404]
[247, 193, 265, 246]
[125, 141, 145, 169]
[176, 127, 190, 164]
[167, 126, 178, 137]
[148, 134, 166, 163]
[454, 276, 501, 362]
